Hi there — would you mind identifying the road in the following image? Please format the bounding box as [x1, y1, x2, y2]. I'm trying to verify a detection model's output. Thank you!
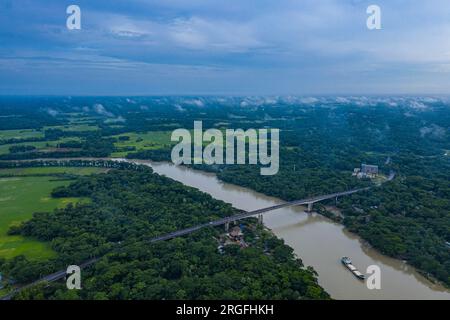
[1, 258, 99, 300]
[150, 187, 370, 241]
[1, 187, 370, 300]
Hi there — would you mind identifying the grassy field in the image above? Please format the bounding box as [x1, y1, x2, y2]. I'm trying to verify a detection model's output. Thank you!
[66, 113, 100, 124]
[0, 137, 82, 155]
[0, 129, 44, 140]
[111, 131, 173, 157]
[110, 129, 273, 158]
[0, 167, 107, 177]
[44, 124, 99, 132]
[0, 167, 102, 261]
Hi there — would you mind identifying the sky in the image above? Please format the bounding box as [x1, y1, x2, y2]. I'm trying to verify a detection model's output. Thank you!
[1, 0, 450, 95]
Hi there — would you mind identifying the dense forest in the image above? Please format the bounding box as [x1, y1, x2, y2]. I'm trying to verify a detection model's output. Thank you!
[0, 168, 329, 300]
[0, 95, 449, 290]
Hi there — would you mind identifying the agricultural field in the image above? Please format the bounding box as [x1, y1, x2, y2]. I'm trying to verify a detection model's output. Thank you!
[111, 131, 173, 157]
[67, 113, 99, 123]
[0, 167, 102, 261]
[0, 137, 82, 155]
[0, 167, 107, 177]
[44, 124, 99, 132]
[0, 129, 44, 140]
[109, 129, 272, 158]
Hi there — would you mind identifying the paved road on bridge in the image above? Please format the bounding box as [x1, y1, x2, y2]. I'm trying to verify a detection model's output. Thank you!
[151, 187, 371, 242]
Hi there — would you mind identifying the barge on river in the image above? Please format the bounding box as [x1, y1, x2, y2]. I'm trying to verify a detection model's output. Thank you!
[341, 257, 365, 280]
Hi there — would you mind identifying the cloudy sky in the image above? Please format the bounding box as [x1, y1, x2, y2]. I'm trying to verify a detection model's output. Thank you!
[1, 0, 450, 95]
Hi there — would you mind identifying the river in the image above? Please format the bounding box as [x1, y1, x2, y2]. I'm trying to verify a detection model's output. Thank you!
[122, 159, 450, 300]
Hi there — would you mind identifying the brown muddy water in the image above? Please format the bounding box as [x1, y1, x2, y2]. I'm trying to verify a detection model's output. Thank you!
[124, 159, 450, 299]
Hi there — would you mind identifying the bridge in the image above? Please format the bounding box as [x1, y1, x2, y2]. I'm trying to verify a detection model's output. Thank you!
[155, 187, 371, 235]
[1, 187, 369, 300]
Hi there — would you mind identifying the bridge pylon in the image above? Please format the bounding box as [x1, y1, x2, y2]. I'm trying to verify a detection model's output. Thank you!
[258, 214, 263, 224]
[225, 222, 230, 232]
[307, 202, 313, 212]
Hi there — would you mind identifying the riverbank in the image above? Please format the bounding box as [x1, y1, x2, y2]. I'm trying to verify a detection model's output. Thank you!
[133, 159, 450, 299]
[157, 161, 450, 294]
[2, 158, 450, 299]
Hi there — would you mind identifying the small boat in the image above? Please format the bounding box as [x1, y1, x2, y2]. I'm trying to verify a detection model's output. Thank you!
[341, 256, 365, 280]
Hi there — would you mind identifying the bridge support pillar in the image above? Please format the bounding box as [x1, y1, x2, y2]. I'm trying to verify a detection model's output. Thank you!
[258, 214, 263, 224]
[225, 222, 229, 232]
[307, 202, 313, 213]
[335, 196, 338, 205]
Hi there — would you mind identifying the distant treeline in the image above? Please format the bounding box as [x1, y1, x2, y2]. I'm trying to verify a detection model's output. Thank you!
[0, 159, 150, 172]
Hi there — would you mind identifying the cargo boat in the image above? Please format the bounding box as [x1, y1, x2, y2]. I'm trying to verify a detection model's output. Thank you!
[341, 257, 365, 280]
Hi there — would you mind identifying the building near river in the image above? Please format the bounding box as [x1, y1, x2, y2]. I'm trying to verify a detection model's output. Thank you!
[353, 164, 379, 179]
[361, 164, 379, 175]
[229, 226, 244, 240]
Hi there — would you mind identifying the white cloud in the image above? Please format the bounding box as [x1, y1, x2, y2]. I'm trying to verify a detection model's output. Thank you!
[183, 99, 204, 107]
[3, 0, 450, 94]
[409, 100, 428, 111]
[420, 124, 446, 139]
[174, 104, 186, 112]
[93, 103, 114, 117]
[335, 97, 350, 103]
[45, 108, 58, 117]
[169, 17, 264, 52]
[299, 97, 319, 104]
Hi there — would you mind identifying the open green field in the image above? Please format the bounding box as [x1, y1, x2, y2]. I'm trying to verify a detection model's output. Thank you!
[66, 113, 99, 124]
[0, 141, 50, 155]
[0, 137, 82, 155]
[0, 168, 99, 260]
[109, 129, 273, 157]
[44, 124, 99, 132]
[0, 167, 107, 177]
[111, 131, 173, 157]
[0, 129, 44, 140]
